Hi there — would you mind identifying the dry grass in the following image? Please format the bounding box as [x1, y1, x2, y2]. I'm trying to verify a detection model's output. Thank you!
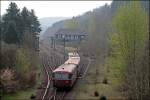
[71, 60, 126, 100]
[2, 89, 36, 100]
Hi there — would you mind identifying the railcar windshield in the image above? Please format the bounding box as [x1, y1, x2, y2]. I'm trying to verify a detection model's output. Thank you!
[54, 73, 68, 80]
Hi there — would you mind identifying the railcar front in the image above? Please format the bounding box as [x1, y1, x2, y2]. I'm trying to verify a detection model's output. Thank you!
[52, 64, 77, 88]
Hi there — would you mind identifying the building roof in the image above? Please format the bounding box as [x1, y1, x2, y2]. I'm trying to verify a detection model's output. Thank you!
[53, 64, 77, 73]
[55, 28, 87, 35]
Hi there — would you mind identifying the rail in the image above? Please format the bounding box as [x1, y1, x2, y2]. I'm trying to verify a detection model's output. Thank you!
[41, 56, 51, 100]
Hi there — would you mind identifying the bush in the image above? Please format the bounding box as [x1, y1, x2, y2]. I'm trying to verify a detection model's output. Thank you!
[0, 42, 38, 91]
[30, 94, 36, 99]
[0, 68, 18, 93]
[0, 42, 17, 69]
[94, 91, 99, 97]
[102, 78, 108, 84]
[16, 48, 37, 89]
[100, 95, 107, 100]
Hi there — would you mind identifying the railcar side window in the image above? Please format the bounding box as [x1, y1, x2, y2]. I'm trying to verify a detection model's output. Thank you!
[54, 73, 68, 80]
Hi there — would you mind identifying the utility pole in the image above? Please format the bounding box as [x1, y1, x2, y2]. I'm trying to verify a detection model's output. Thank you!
[149, 18, 150, 96]
[54, 37, 55, 50]
[63, 35, 66, 60]
[78, 36, 82, 53]
[51, 37, 53, 48]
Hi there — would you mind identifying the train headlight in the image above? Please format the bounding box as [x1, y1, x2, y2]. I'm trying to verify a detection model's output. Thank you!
[65, 80, 69, 84]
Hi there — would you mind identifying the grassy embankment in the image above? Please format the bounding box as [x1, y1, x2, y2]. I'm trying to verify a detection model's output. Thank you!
[2, 59, 43, 100]
[60, 45, 125, 99]
[72, 58, 126, 100]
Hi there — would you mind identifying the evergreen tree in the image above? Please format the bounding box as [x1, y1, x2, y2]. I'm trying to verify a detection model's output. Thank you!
[29, 9, 41, 34]
[2, 2, 21, 44]
[20, 8, 41, 49]
[20, 8, 41, 34]
[0, 19, 2, 41]
[4, 21, 19, 44]
[20, 7, 30, 29]
[20, 7, 31, 44]
[2, 2, 41, 45]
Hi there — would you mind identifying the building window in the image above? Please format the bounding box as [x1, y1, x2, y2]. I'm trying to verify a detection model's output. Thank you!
[69, 35, 71, 40]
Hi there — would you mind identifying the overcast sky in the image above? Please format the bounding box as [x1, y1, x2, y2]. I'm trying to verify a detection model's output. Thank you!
[1, 1, 112, 19]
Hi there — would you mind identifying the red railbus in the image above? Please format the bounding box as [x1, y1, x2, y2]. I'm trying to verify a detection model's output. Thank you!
[52, 64, 77, 88]
[52, 52, 80, 88]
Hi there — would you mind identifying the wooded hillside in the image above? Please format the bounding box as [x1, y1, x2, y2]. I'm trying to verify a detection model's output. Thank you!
[43, 1, 149, 99]
[0, 2, 41, 94]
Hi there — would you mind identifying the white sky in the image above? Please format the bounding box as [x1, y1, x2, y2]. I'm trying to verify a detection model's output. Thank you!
[1, 1, 112, 19]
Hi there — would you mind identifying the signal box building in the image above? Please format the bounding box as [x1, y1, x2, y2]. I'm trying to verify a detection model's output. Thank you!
[54, 29, 87, 41]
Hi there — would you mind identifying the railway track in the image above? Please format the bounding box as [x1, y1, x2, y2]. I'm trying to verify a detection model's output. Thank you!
[41, 54, 52, 100]
[37, 43, 91, 100]
[78, 56, 91, 79]
[45, 88, 67, 100]
[54, 91, 66, 100]
[39, 54, 90, 100]
[40, 52, 67, 100]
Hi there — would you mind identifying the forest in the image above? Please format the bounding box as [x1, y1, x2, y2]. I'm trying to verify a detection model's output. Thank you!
[53, 1, 149, 99]
[0, 2, 41, 93]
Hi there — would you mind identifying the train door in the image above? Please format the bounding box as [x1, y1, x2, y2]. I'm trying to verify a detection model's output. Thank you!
[70, 67, 77, 86]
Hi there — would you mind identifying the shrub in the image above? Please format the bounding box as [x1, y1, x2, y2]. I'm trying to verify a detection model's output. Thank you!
[100, 95, 107, 100]
[0, 68, 18, 93]
[94, 91, 99, 97]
